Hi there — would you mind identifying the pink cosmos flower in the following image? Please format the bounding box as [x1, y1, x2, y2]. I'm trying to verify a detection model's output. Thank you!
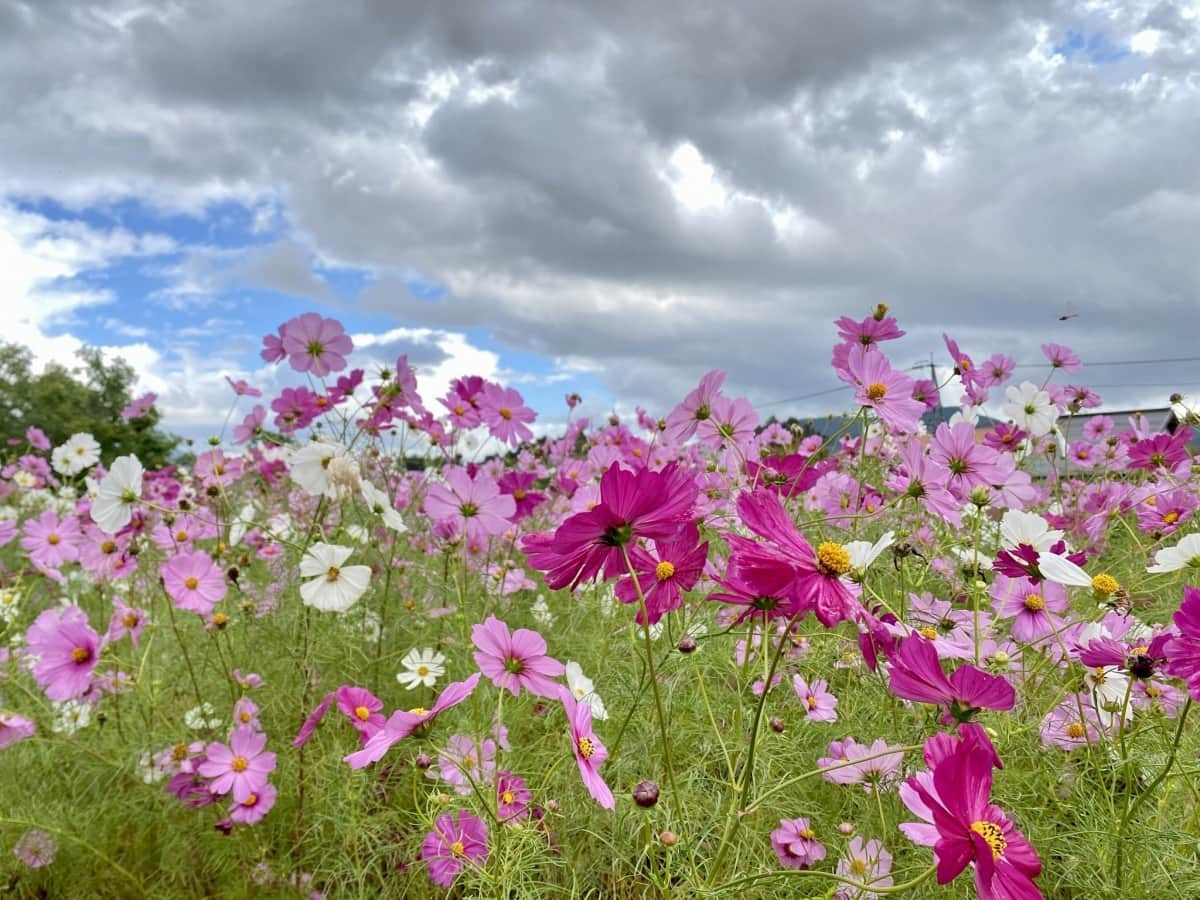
[434, 734, 498, 794]
[1041, 342, 1081, 373]
[613, 524, 708, 625]
[496, 771, 531, 822]
[900, 733, 1042, 899]
[1040, 694, 1107, 750]
[771, 817, 826, 868]
[293, 692, 337, 749]
[835, 307, 906, 348]
[496, 471, 546, 522]
[422, 810, 488, 888]
[0, 713, 36, 750]
[281, 312, 353, 377]
[818, 737, 905, 792]
[793, 674, 838, 722]
[479, 383, 536, 446]
[522, 461, 698, 591]
[990, 575, 1066, 644]
[229, 781, 277, 825]
[560, 685, 613, 809]
[107, 597, 147, 647]
[260, 323, 287, 363]
[841, 344, 924, 434]
[232, 698, 262, 731]
[225, 376, 263, 398]
[197, 727, 277, 802]
[928, 422, 1007, 500]
[836, 836, 894, 898]
[886, 637, 1015, 724]
[234, 405, 266, 444]
[664, 369, 727, 445]
[336, 686, 386, 741]
[695, 395, 759, 453]
[424, 467, 516, 548]
[25, 606, 100, 701]
[162, 549, 227, 617]
[472, 616, 565, 698]
[343, 674, 481, 768]
[21, 509, 82, 570]
[120, 392, 157, 420]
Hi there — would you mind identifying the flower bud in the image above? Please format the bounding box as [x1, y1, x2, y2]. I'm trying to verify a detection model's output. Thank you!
[837, 822, 855, 836]
[677, 636, 698, 654]
[769, 717, 785, 733]
[632, 780, 660, 808]
[658, 830, 678, 848]
[414, 753, 432, 770]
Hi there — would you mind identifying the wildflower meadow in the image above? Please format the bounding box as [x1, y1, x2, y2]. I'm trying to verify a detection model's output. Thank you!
[4, 306, 1200, 900]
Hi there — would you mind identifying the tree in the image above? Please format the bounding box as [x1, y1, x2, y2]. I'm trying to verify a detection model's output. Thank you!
[0, 342, 181, 468]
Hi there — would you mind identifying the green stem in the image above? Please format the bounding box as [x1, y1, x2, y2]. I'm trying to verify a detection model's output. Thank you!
[704, 862, 937, 897]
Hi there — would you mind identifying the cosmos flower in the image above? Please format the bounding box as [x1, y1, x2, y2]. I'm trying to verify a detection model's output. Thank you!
[472, 616, 565, 698]
[25, 606, 100, 701]
[560, 685, 613, 809]
[299, 543, 371, 613]
[422, 810, 489, 888]
[771, 817, 826, 868]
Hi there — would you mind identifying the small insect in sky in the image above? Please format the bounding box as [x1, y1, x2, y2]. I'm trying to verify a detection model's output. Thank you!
[1058, 301, 1079, 321]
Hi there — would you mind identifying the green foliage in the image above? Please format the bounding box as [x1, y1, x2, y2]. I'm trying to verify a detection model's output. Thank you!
[0, 342, 180, 467]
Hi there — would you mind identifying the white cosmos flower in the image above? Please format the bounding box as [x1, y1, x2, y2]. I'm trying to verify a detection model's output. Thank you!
[1171, 394, 1200, 426]
[51, 433, 101, 476]
[91, 455, 144, 534]
[1000, 510, 1063, 551]
[299, 542, 371, 612]
[1037, 552, 1092, 588]
[843, 531, 895, 575]
[183, 702, 223, 731]
[396, 648, 446, 690]
[361, 481, 408, 533]
[228, 503, 257, 547]
[1003, 382, 1058, 437]
[51, 700, 92, 735]
[949, 404, 980, 428]
[1084, 666, 1133, 724]
[565, 661, 608, 721]
[530, 594, 554, 627]
[1147, 533, 1200, 573]
[288, 441, 348, 498]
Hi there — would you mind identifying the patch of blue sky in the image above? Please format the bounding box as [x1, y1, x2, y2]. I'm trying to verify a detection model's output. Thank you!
[1053, 30, 1132, 65]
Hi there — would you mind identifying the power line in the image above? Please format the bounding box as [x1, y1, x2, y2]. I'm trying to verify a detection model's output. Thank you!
[1013, 354, 1200, 369]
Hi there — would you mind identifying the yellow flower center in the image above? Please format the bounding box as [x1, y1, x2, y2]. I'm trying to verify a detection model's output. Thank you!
[354, 706, 370, 721]
[211, 612, 228, 627]
[1023, 593, 1045, 611]
[326, 566, 341, 582]
[655, 560, 676, 581]
[1091, 574, 1119, 595]
[919, 626, 939, 641]
[501, 790, 515, 805]
[806, 695, 818, 710]
[970, 820, 1007, 860]
[499, 407, 513, 420]
[1131, 645, 1149, 656]
[577, 736, 595, 759]
[799, 826, 816, 840]
[243, 793, 257, 806]
[513, 488, 527, 500]
[123, 612, 139, 627]
[816, 542, 851, 577]
[172, 744, 189, 761]
[47, 533, 60, 545]
[408, 707, 429, 717]
[239, 712, 252, 723]
[1164, 511, 1179, 525]
[850, 859, 868, 876]
[866, 382, 888, 402]
[184, 576, 199, 590]
[231, 756, 248, 773]
[450, 840, 465, 857]
[101, 541, 117, 554]
[417, 665, 430, 677]
[71, 647, 91, 663]
[1066, 722, 1086, 738]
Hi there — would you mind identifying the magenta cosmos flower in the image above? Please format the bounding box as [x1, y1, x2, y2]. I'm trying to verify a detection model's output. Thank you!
[887, 637, 1014, 725]
[478, 383, 536, 446]
[472, 616, 564, 698]
[343, 674, 481, 768]
[0, 713, 36, 750]
[25, 606, 100, 701]
[424, 467, 516, 548]
[900, 733, 1042, 899]
[422, 810, 489, 888]
[335, 686, 386, 741]
[229, 781, 277, 825]
[1165, 586, 1200, 700]
[197, 727, 277, 802]
[523, 461, 698, 591]
[281, 312, 353, 377]
[613, 524, 708, 625]
[162, 549, 227, 617]
[560, 685, 614, 809]
[771, 817, 826, 868]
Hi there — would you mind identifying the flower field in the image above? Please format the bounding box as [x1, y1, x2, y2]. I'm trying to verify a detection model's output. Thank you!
[2, 307, 1200, 899]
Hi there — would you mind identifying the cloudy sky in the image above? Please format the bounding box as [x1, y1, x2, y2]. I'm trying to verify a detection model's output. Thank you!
[3, 0, 1199, 442]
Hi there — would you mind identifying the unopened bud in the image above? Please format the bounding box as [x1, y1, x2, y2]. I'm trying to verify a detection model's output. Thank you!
[677, 636, 698, 654]
[769, 717, 785, 733]
[838, 822, 855, 836]
[658, 830, 678, 848]
[633, 780, 660, 808]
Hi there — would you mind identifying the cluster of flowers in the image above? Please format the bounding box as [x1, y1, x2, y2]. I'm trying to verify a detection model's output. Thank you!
[2, 303, 1199, 898]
